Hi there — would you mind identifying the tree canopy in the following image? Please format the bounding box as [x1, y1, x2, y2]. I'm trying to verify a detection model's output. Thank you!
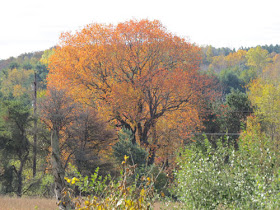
[47, 19, 215, 164]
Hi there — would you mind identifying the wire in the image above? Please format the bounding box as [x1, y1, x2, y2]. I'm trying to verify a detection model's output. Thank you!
[193, 133, 241, 136]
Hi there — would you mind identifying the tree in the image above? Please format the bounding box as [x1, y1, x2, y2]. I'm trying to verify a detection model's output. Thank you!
[201, 88, 252, 148]
[249, 76, 280, 142]
[208, 55, 227, 73]
[0, 100, 32, 197]
[39, 87, 115, 208]
[224, 89, 252, 148]
[247, 54, 280, 149]
[225, 50, 247, 70]
[40, 48, 55, 67]
[39, 88, 76, 209]
[48, 19, 214, 165]
[219, 70, 245, 95]
[31, 61, 49, 177]
[244, 46, 271, 83]
[206, 45, 214, 63]
[246, 46, 271, 70]
[0, 52, 50, 195]
[0, 67, 34, 99]
[0, 61, 47, 178]
[113, 128, 148, 166]
[63, 107, 116, 176]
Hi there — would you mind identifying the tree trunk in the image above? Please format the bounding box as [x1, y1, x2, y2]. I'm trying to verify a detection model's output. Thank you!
[16, 163, 23, 197]
[147, 122, 157, 165]
[147, 145, 156, 165]
[131, 129, 136, 144]
[51, 130, 67, 210]
[16, 154, 28, 197]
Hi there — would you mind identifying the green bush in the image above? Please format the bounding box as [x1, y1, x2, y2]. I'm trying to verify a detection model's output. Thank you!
[112, 129, 170, 196]
[113, 128, 148, 167]
[23, 173, 54, 197]
[174, 136, 280, 209]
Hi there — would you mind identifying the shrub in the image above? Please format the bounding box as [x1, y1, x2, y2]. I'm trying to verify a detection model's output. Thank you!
[174, 136, 280, 209]
[112, 129, 169, 196]
[113, 128, 148, 167]
[64, 156, 156, 209]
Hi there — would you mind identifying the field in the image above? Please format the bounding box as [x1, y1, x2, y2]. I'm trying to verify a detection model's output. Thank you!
[0, 196, 183, 210]
[0, 196, 58, 210]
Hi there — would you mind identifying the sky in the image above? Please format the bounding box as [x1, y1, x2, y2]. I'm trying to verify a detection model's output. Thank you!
[1, 0, 280, 60]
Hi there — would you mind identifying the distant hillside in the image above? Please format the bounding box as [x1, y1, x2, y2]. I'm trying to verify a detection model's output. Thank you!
[1, 44, 279, 72]
[0, 51, 44, 71]
[241, 44, 280, 54]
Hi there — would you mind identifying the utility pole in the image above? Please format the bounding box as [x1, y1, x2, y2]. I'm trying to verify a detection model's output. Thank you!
[33, 72, 37, 177]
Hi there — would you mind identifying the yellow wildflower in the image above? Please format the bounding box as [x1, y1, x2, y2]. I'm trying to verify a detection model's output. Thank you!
[124, 155, 129, 161]
[85, 200, 90, 206]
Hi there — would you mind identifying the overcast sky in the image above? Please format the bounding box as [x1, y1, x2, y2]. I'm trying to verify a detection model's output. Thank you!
[1, 0, 280, 59]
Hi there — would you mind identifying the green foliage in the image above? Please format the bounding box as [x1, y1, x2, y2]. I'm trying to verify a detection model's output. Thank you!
[66, 164, 110, 197]
[9, 62, 20, 70]
[34, 174, 54, 197]
[240, 67, 258, 84]
[0, 99, 32, 196]
[261, 44, 280, 54]
[0, 163, 16, 194]
[112, 129, 171, 195]
[242, 44, 280, 54]
[174, 136, 280, 209]
[22, 62, 33, 70]
[148, 165, 169, 196]
[20, 173, 54, 197]
[201, 46, 234, 58]
[219, 69, 245, 94]
[0, 100, 31, 154]
[226, 89, 251, 110]
[224, 89, 252, 136]
[202, 89, 252, 147]
[113, 128, 148, 166]
[35, 63, 49, 89]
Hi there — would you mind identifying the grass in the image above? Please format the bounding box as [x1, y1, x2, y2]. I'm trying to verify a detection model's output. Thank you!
[0, 196, 57, 210]
[153, 201, 185, 210]
[0, 196, 184, 209]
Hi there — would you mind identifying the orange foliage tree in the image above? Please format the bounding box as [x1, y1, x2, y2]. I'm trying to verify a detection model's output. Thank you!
[48, 19, 214, 164]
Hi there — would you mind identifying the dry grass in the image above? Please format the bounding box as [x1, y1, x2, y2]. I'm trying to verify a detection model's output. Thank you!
[0, 196, 183, 210]
[0, 196, 57, 210]
[153, 201, 184, 209]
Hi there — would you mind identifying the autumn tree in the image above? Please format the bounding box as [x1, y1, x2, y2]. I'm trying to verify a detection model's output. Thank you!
[248, 54, 280, 143]
[0, 67, 34, 99]
[239, 46, 271, 83]
[48, 19, 214, 165]
[246, 46, 271, 71]
[225, 50, 247, 70]
[39, 88, 76, 209]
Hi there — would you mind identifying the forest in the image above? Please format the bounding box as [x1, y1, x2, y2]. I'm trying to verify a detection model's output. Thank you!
[0, 19, 280, 209]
